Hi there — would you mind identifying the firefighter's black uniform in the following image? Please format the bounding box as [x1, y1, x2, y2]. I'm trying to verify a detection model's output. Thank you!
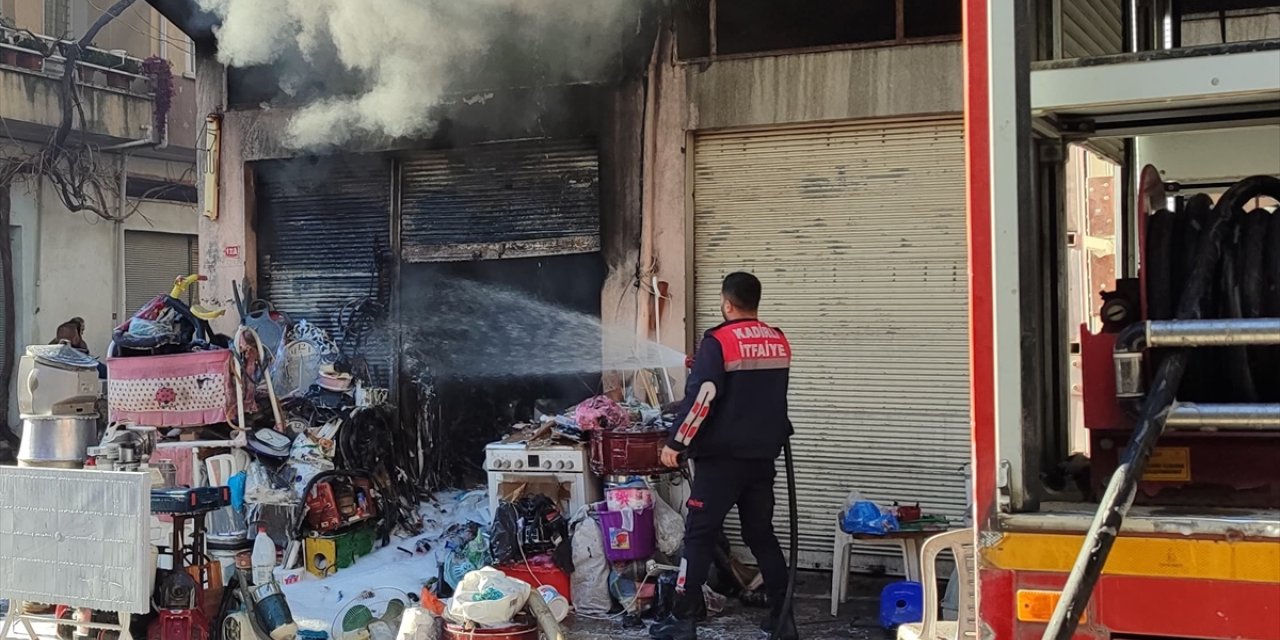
[650, 318, 795, 640]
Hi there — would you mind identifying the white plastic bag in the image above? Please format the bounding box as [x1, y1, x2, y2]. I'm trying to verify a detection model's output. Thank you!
[446, 567, 531, 628]
[569, 510, 612, 616]
[395, 607, 440, 640]
[244, 461, 293, 505]
[290, 432, 333, 469]
[653, 494, 685, 556]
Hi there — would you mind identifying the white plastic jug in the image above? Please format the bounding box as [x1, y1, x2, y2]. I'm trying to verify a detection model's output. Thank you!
[252, 527, 276, 585]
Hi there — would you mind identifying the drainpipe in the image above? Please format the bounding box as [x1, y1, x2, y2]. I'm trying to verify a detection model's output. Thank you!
[101, 102, 171, 323]
[101, 118, 169, 152]
[114, 153, 128, 324]
[636, 28, 663, 354]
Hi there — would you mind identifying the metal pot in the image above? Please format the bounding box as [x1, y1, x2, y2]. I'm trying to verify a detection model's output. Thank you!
[442, 621, 538, 640]
[17, 415, 99, 469]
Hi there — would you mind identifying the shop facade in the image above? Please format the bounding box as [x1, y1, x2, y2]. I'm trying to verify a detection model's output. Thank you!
[187, 11, 973, 572]
[638, 39, 971, 568]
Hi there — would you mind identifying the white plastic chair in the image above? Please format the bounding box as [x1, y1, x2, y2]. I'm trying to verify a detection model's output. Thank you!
[897, 528, 977, 640]
[830, 523, 923, 616]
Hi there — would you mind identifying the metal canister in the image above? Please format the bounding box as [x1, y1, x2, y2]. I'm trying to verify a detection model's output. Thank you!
[17, 415, 98, 469]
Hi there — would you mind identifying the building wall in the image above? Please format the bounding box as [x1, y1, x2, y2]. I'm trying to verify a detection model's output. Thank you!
[0, 64, 153, 139]
[195, 38, 965, 383]
[5, 0, 155, 51]
[644, 41, 964, 373]
[7, 160, 198, 355]
[5, 0, 41, 32]
[1183, 8, 1280, 45]
[1, 0, 200, 149]
[5, 154, 198, 422]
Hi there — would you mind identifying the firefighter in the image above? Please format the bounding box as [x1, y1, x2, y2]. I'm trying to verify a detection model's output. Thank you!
[650, 272, 797, 640]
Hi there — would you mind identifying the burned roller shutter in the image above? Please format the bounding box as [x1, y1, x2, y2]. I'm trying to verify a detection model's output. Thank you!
[254, 154, 393, 386]
[400, 139, 601, 262]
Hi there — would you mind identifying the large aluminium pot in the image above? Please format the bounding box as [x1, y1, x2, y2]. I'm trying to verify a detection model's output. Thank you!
[17, 415, 98, 469]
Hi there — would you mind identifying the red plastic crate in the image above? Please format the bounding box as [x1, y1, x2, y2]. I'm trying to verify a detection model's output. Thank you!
[589, 429, 668, 476]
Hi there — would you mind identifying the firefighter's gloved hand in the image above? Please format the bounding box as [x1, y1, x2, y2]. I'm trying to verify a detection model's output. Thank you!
[661, 446, 681, 468]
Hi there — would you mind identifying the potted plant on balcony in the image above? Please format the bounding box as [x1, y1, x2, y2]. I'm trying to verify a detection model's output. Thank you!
[80, 47, 131, 87]
[11, 34, 45, 71]
[113, 57, 142, 90]
[0, 18, 18, 67]
[104, 52, 134, 89]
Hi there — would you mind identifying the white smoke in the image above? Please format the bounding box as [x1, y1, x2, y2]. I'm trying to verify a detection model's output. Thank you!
[196, 0, 646, 148]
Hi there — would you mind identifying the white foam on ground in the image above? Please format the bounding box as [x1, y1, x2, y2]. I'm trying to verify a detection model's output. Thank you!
[281, 489, 492, 635]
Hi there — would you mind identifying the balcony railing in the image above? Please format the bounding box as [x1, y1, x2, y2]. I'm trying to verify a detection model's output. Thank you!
[0, 26, 153, 95]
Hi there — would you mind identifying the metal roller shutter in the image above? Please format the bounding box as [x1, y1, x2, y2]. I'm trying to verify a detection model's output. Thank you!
[400, 139, 601, 262]
[693, 118, 970, 568]
[124, 231, 197, 315]
[1061, 0, 1123, 59]
[255, 155, 393, 386]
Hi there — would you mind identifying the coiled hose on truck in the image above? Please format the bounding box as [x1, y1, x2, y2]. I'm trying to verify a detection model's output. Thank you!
[1044, 175, 1280, 640]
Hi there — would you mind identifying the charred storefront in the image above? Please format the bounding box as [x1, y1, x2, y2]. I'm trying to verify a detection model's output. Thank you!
[246, 83, 642, 487]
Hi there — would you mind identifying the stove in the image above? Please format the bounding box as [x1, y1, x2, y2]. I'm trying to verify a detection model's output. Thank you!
[484, 441, 600, 517]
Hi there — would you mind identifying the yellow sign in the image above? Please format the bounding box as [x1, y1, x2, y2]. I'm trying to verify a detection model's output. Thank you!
[1143, 446, 1191, 482]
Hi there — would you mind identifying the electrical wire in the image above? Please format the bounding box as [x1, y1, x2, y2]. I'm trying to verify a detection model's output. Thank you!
[337, 406, 424, 539]
[84, 0, 194, 56]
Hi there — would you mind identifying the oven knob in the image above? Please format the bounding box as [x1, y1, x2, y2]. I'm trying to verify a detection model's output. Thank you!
[555, 461, 565, 470]
[502, 460, 512, 470]
[543, 461, 553, 470]
[564, 461, 574, 470]
[514, 460, 523, 469]
[496, 460, 506, 469]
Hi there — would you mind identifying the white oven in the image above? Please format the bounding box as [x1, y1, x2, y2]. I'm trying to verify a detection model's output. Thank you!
[484, 441, 601, 518]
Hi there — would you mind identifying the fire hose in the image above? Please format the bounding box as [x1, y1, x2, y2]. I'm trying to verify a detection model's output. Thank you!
[1044, 175, 1280, 640]
[774, 440, 798, 640]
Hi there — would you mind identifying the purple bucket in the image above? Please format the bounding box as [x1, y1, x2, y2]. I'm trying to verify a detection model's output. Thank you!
[597, 506, 656, 562]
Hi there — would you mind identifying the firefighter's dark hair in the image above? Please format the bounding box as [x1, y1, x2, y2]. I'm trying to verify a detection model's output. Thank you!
[722, 272, 762, 311]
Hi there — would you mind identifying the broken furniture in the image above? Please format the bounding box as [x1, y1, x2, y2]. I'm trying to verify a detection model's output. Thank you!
[0, 467, 154, 640]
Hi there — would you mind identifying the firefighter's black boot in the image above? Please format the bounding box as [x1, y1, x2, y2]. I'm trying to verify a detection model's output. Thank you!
[765, 613, 799, 640]
[647, 615, 696, 640]
[758, 599, 800, 639]
[649, 591, 703, 640]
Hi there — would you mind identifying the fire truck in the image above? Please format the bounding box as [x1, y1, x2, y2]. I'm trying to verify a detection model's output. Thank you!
[962, 1, 1279, 638]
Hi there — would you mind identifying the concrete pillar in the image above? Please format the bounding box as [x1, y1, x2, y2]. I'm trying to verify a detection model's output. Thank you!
[193, 45, 252, 336]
